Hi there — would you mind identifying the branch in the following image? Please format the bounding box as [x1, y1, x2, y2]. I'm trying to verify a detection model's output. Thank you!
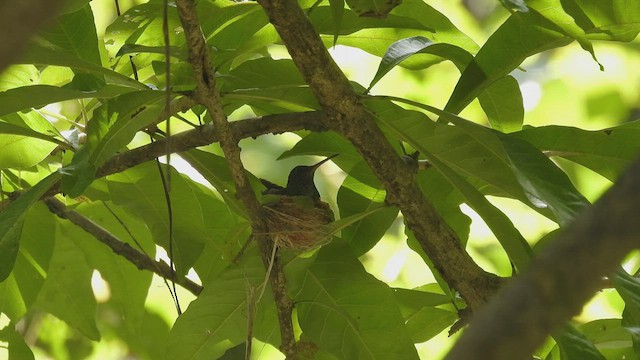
[445, 155, 640, 360]
[0, 0, 65, 72]
[256, 0, 500, 309]
[98, 111, 328, 179]
[174, 0, 296, 356]
[43, 196, 203, 296]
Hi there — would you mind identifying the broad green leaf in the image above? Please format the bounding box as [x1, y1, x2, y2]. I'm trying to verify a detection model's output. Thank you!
[0, 135, 57, 169]
[405, 307, 456, 343]
[578, 319, 635, 359]
[393, 286, 455, 316]
[68, 202, 154, 331]
[345, 0, 401, 18]
[38, 4, 101, 67]
[337, 161, 398, 256]
[35, 219, 99, 340]
[311, 0, 478, 67]
[0, 85, 137, 117]
[445, 1, 640, 114]
[0, 172, 60, 282]
[500, 0, 529, 12]
[179, 149, 247, 218]
[555, 325, 606, 360]
[500, 136, 589, 226]
[295, 241, 419, 359]
[613, 268, 640, 355]
[164, 248, 278, 360]
[367, 36, 434, 91]
[60, 90, 166, 196]
[280, 132, 362, 172]
[107, 162, 235, 277]
[365, 99, 533, 269]
[513, 122, 640, 182]
[405, 229, 455, 302]
[0, 323, 35, 360]
[0, 65, 39, 91]
[20, 44, 146, 89]
[368, 37, 523, 132]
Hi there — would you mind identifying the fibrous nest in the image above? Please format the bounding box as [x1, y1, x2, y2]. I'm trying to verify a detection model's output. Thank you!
[263, 196, 334, 251]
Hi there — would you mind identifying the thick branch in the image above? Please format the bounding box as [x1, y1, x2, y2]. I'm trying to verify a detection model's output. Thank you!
[174, 0, 296, 356]
[446, 155, 640, 359]
[43, 196, 202, 296]
[0, 0, 65, 72]
[257, 0, 500, 309]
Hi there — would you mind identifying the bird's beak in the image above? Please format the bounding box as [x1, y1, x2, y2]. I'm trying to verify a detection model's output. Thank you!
[311, 153, 339, 170]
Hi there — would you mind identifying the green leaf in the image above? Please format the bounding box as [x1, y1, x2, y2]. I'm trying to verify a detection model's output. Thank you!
[0, 172, 60, 282]
[499, 0, 529, 12]
[0, 323, 35, 360]
[164, 249, 278, 360]
[613, 268, 640, 355]
[500, 136, 589, 226]
[107, 162, 236, 277]
[337, 161, 398, 256]
[445, 1, 640, 114]
[513, 122, 640, 182]
[0, 85, 137, 117]
[368, 36, 523, 132]
[0, 135, 57, 169]
[555, 325, 606, 360]
[0, 65, 39, 91]
[68, 202, 155, 331]
[345, 0, 401, 18]
[366, 99, 533, 269]
[367, 36, 434, 92]
[60, 90, 166, 196]
[35, 220, 99, 340]
[294, 242, 419, 359]
[405, 307, 456, 343]
[20, 44, 145, 89]
[579, 319, 635, 359]
[329, 0, 345, 45]
[179, 149, 247, 218]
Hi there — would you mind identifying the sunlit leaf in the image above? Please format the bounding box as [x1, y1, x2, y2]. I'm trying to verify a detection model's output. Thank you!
[294, 242, 419, 359]
[0, 172, 60, 282]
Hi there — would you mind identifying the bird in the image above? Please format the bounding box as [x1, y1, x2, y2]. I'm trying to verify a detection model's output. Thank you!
[259, 154, 338, 251]
[260, 154, 339, 199]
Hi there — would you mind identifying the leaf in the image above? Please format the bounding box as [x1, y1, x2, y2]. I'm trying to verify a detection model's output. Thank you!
[555, 325, 606, 360]
[0, 85, 137, 117]
[499, 0, 529, 12]
[179, 149, 247, 218]
[0, 135, 57, 169]
[367, 36, 434, 91]
[579, 319, 635, 359]
[0, 172, 60, 282]
[34, 220, 99, 341]
[68, 202, 155, 331]
[345, 0, 401, 18]
[368, 37, 523, 132]
[329, 0, 345, 45]
[513, 122, 640, 182]
[0, 121, 65, 146]
[164, 249, 277, 360]
[613, 268, 640, 355]
[294, 241, 419, 359]
[405, 307, 456, 343]
[0, 323, 35, 360]
[337, 161, 399, 256]
[500, 136, 589, 226]
[445, 1, 640, 114]
[20, 44, 145, 89]
[60, 90, 166, 197]
[107, 162, 237, 277]
[365, 98, 533, 269]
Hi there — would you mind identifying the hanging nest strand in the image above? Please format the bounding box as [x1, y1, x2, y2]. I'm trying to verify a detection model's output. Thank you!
[263, 196, 334, 252]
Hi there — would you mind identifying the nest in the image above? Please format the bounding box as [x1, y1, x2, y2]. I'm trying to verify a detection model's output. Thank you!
[263, 196, 334, 251]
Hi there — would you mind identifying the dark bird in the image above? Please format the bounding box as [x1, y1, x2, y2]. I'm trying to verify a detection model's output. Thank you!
[260, 154, 339, 251]
[261, 154, 338, 199]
